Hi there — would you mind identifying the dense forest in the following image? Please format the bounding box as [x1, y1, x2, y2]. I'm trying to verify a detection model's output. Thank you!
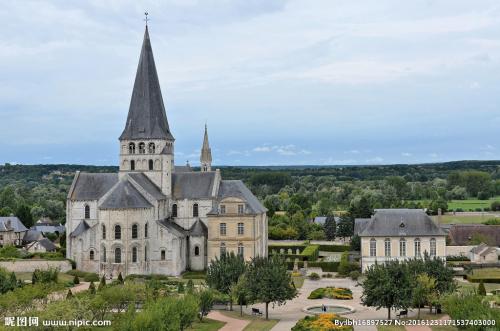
[0, 161, 499, 240]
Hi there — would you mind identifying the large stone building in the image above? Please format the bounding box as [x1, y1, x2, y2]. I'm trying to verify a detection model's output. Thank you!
[356, 209, 446, 272]
[65, 26, 267, 277]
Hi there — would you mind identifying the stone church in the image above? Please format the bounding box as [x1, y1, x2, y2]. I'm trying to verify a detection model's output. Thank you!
[65, 26, 268, 277]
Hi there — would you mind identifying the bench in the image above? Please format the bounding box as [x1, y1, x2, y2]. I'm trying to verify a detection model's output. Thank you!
[396, 310, 408, 318]
[252, 308, 263, 316]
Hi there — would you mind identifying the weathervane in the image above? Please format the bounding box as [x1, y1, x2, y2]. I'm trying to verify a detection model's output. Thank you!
[144, 11, 150, 26]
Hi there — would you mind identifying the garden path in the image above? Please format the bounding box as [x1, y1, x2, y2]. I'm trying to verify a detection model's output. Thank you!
[207, 311, 249, 331]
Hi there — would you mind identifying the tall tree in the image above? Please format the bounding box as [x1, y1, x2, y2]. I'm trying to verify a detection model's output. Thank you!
[361, 260, 413, 319]
[231, 275, 251, 316]
[412, 273, 436, 318]
[206, 252, 246, 310]
[323, 216, 336, 241]
[245, 255, 297, 320]
[336, 217, 353, 240]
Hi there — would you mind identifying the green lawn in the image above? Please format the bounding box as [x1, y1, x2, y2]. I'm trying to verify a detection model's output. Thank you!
[447, 197, 500, 211]
[457, 280, 500, 293]
[220, 310, 279, 331]
[15, 272, 74, 283]
[186, 318, 225, 331]
[434, 214, 498, 224]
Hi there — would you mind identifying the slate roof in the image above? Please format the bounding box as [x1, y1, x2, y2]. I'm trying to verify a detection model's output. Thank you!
[37, 238, 57, 251]
[32, 224, 65, 234]
[70, 220, 90, 238]
[174, 165, 192, 173]
[128, 173, 166, 200]
[68, 172, 118, 200]
[172, 172, 216, 200]
[354, 218, 371, 235]
[0, 217, 27, 233]
[189, 219, 207, 236]
[23, 229, 43, 243]
[157, 218, 187, 237]
[208, 180, 266, 215]
[448, 224, 500, 246]
[100, 179, 153, 209]
[119, 26, 174, 141]
[359, 209, 446, 237]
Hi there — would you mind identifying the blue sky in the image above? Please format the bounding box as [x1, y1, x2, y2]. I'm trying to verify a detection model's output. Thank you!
[0, 0, 499, 166]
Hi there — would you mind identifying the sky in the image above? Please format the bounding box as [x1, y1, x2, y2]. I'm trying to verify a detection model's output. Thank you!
[0, 0, 499, 166]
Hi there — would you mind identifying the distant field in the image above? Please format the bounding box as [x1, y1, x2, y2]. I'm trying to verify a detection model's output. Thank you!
[434, 214, 499, 224]
[414, 197, 500, 211]
[447, 197, 500, 211]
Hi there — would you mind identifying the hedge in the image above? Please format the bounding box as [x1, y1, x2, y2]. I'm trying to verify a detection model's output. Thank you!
[286, 261, 339, 272]
[66, 270, 99, 282]
[446, 256, 471, 262]
[301, 245, 319, 261]
[318, 245, 350, 252]
[466, 275, 500, 283]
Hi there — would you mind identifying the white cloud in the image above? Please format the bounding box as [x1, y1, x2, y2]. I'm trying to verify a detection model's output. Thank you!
[253, 146, 272, 152]
[401, 152, 412, 157]
[345, 149, 360, 154]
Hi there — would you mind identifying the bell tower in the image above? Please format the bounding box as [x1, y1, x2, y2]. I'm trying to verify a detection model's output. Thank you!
[200, 124, 212, 172]
[118, 25, 174, 196]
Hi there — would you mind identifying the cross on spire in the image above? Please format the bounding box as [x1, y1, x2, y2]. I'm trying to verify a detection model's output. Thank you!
[144, 12, 150, 26]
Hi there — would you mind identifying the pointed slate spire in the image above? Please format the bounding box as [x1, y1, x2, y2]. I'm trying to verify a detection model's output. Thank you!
[120, 26, 174, 141]
[200, 124, 212, 172]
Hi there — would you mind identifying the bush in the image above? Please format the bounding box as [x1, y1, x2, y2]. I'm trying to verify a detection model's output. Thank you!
[477, 192, 489, 200]
[446, 255, 471, 262]
[349, 271, 360, 281]
[322, 273, 333, 278]
[478, 280, 486, 296]
[318, 245, 350, 252]
[73, 275, 80, 285]
[66, 270, 99, 282]
[491, 201, 500, 212]
[32, 268, 58, 284]
[483, 218, 500, 225]
[0, 245, 23, 259]
[300, 245, 320, 261]
[308, 272, 320, 280]
[181, 271, 206, 279]
[292, 314, 353, 331]
[125, 274, 170, 281]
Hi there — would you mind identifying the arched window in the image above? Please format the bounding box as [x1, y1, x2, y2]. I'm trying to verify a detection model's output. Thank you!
[148, 143, 155, 154]
[138, 142, 145, 154]
[114, 225, 121, 240]
[114, 247, 121, 263]
[220, 243, 226, 256]
[400, 238, 406, 257]
[128, 143, 136, 154]
[161, 250, 166, 260]
[384, 238, 391, 257]
[89, 250, 95, 260]
[430, 238, 436, 257]
[369, 238, 377, 257]
[194, 246, 200, 256]
[193, 203, 199, 217]
[101, 246, 106, 262]
[132, 224, 138, 239]
[148, 159, 154, 170]
[238, 243, 244, 257]
[414, 238, 421, 257]
[84, 205, 90, 219]
[144, 246, 148, 261]
[172, 204, 177, 217]
[144, 223, 148, 238]
[102, 224, 106, 240]
[130, 160, 135, 170]
[132, 247, 137, 263]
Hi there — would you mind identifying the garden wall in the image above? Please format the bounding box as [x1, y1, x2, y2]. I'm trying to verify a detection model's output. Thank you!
[0, 260, 72, 273]
[446, 246, 475, 256]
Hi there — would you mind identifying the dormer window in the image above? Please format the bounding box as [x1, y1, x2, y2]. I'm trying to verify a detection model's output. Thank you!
[238, 204, 244, 214]
[220, 205, 226, 214]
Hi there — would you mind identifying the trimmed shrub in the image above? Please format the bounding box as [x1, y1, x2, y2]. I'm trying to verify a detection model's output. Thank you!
[446, 256, 471, 262]
[300, 245, 320, 261]
[309, 272, 320, 280]
[307, 287, 353, 300]
[478, 280, 486, 295]
[349, 271, 360, 281]
[73, 275, 80, 285]
[318, 245, 350, 252]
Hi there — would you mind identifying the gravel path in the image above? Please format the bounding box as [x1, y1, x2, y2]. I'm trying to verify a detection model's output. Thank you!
[207, 311, 249, 331]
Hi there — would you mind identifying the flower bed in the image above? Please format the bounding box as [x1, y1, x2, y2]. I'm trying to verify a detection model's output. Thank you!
[308, 287, 353, 300]
[292, 313, 353, 331]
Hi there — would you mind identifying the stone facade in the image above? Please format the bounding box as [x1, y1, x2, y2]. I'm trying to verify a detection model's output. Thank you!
[0, 260, 72, 273]
[65, 26, 267, 278]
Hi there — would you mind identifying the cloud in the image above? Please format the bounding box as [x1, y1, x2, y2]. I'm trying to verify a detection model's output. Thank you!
[253, 146, 272, 152]
[345, 149, 360, 154]
[401, 152, 412, 157]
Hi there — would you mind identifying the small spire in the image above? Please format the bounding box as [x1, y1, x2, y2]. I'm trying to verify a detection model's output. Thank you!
[200, 124, 212, 172]
[144, 11, 150, 26]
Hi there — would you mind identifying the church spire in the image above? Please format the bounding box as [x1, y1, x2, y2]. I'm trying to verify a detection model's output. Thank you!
[119, 25, 174, 141]
[200, 124, 212, 172]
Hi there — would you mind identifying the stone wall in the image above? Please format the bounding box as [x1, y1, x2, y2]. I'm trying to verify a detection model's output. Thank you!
[446, 245, 474, 256]
[0, 260, 72, 273]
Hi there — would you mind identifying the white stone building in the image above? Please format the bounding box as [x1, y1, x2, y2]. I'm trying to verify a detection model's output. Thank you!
[356, 209, 447, 272]
[65, 26, 267, 277]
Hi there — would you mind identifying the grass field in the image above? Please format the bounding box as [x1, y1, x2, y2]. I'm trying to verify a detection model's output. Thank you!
[435, 214, 498, 224]
[457, 280, 500, 293]
[15, 271, 74, 283]
[447, 197, 500, 211]
[220, 310, 279, 331]
[186, 318, 226, 331]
